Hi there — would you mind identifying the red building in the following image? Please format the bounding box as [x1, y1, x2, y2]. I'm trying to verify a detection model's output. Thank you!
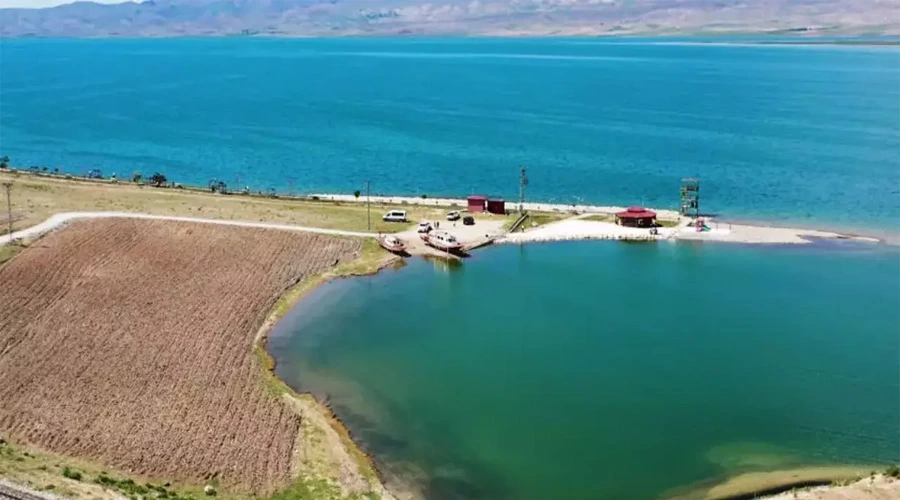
[467, 195, 486, 213]
[486, 198, 506, 215]
[615, 206, 657, 228]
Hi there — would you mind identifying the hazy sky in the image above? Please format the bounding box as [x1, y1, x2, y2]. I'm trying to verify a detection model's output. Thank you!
[0, 0, 126, 7]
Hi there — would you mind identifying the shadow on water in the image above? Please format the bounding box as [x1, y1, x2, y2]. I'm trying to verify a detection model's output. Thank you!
[421, 254, 465, 272]
[731, 236, 893, 254]
[326, 396, 516, 500]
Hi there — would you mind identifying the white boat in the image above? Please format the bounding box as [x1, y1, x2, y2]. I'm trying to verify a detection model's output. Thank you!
[376, 234, 407, 254]
[421, 230, 464, 253]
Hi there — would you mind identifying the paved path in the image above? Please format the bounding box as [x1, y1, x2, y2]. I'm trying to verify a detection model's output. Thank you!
[1, 212, 375, 246]
[0, 482, 54, 500]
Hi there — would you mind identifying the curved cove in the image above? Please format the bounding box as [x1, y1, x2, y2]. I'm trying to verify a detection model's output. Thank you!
[267, 241, 900, 500]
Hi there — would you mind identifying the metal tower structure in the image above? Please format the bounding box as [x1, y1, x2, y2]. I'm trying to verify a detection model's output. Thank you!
[680, 178, 700, 217]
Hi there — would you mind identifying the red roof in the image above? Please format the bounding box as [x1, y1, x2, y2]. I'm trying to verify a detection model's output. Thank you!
[616, 206, 657, 218]
[467, 195, 486, 201]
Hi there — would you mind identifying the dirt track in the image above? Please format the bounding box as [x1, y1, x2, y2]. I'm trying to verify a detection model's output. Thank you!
[0, 219, 361, 494]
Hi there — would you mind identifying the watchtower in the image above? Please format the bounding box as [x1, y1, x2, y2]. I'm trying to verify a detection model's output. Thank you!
[680, 178, 700, 217]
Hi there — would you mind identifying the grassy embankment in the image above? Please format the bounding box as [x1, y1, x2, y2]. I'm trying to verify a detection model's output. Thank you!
[0, 170, 447, 235]
[254, 237, 398, 500]
[524, 212, 568, 228]
[0, 243, 24, 265]
[1, 436, 389, 500]
[0, 170, 563, 238]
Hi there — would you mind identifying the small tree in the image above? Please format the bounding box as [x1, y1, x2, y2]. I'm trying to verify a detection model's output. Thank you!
[132, 172, 142, 184]
[0, 156, 8, 169]
[149, 172, 167, 187]
[353, 189, 361, 199]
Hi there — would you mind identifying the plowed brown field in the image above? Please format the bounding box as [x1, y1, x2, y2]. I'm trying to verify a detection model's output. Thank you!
[0, 219, 361, 494]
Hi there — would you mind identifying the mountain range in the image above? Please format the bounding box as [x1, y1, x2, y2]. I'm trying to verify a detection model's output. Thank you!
[1, 0, 898, 37]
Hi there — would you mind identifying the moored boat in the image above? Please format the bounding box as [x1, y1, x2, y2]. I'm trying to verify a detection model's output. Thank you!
[421, 230, 464, 254]
[377, 234, 407, 254]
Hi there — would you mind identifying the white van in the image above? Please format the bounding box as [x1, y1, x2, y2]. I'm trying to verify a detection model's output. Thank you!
[382, 210, 407, 223]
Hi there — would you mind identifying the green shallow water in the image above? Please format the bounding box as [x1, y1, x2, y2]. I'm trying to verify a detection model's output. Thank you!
[267, 241, 900, 500]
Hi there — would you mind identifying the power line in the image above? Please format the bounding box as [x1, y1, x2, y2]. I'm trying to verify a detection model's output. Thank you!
[519, 165, 528, 214]
[2, 181, 12, 242]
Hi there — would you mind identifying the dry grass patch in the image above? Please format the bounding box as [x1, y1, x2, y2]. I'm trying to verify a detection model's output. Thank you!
[0, 172, 446, 234]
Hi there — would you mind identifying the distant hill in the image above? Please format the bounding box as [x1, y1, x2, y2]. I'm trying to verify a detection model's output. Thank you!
[1, 0, 898, 37]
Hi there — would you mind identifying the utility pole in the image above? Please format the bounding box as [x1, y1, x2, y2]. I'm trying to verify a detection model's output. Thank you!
[3, 181, 12, 242]
[519, 165, 528, 214]
[365, 180, 371, 231]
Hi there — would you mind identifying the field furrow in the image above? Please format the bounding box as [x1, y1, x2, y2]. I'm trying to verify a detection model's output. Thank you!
[0, 219, 361, 494]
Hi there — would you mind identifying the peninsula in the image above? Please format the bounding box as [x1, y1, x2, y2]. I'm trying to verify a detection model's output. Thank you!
[0, 168, 895, 500]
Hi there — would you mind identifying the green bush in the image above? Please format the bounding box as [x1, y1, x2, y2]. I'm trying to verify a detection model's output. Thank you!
[62, 466, 83, 481]
[886, 465, 900, 478]
[96, 474, 116, 486]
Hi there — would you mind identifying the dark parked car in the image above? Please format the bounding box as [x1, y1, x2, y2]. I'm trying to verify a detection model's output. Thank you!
[463, 216, 475, 226]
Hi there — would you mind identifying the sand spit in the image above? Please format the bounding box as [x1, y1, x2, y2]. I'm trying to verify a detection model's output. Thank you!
[314, 194, 882, 246]
[310, 193, 683, 220]
[1, 192, 883, 252]
[500, 219, 678, 243]
[759, 474, 899, 499]
[667, 467, 899, 500]
[500, 219, 881, 246]
[763, 474, 899, 499]
[672, 222, 880, 245]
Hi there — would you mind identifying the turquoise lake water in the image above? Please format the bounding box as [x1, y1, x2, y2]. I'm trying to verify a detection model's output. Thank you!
[268, 241, 900, 499]
[1, 38, 898, 232]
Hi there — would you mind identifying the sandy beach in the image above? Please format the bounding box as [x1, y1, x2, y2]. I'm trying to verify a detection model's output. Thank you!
[760, 474, 899, 499]
[500, 218, 880, 246]
[500, 218, 677, 243]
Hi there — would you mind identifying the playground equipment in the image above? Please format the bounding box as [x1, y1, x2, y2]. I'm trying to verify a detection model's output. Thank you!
[695, 218, 712, 232]
[208, 179, 228, 194]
